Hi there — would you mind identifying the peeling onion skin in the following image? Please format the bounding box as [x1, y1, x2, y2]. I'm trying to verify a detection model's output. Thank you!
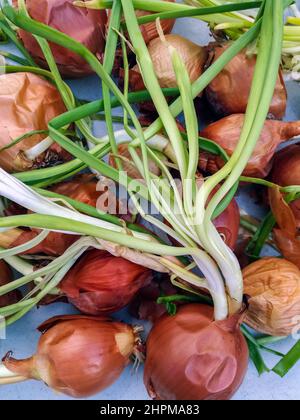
[3, 315, 139, 398]
[205, 44, 287, 119]
[130, 34, 208, 90]
[243, 258, 300, 336]
[0, 72, 67, 173]
[271, 145, 300, 227]
[13, 0, 107, 78]
[0, 261, 20, 308]
[60, 249, 153, 315]
[200, 114, 300, 178]
[144, 304, 248, 401]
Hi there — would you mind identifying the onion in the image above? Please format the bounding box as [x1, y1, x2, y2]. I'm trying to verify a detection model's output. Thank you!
[0, 72, 68, 173]
[200, 114, 300, 178]
[60, 249, 153, 315]
[4, 175, 126, 256]
[109, 143, 162, 179]
[0, 261, 20, 308]
[135, 1, 175, 45]
[243, 257, 300, 336]
[205, 43, 287, 119]
[2, 315, 141, 398]
[130, 34, 208, 90]
[271, 145, 300, 226]
[13, 0, 107, 77]
[144, 304, 248, 400]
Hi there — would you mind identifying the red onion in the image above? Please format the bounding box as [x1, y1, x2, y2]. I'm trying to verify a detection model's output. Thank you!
[205, 44, 287, 119]
[0, 261, 20, 308]
[2, 315, 141, 398]
[271, 145, 300, 226]
[144, 304, 248, 400]
[0, 72, 68, 173]
[200, 114, 300, 178]
[13, 0, 107, 77]
[60, 249, 153, 315]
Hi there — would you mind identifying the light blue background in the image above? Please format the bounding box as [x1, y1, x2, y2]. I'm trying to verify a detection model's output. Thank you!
[0, 2, 300, 401]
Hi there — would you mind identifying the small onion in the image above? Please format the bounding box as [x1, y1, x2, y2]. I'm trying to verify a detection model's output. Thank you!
[130, 34, 208, 90]
[271, 145, 300, 226]
[13, 0, 107, 77]
[0, 261, 20, 308]
[200, 114, 300, 178]
[2, 315, 141, 398]
[60, 249, 153, 315]
[0, 72, 68, 173]
[205, 44, 287, 119]
[243, 257, 300, 336]
[144, 304, 248, 400]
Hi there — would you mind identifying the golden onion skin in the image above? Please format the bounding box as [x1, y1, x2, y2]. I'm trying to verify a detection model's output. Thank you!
[0, 72, 67, 172]
[243, 258, 300, 336]
[14, 0, 107, 77]
[144, 304, 248, 400]
[0, 261, 20, 308]
[3, 315, 138, 398]
[206, 44, 287, 119]
[200, 114, 300, 178]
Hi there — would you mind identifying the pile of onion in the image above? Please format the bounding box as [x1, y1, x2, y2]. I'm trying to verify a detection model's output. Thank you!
[2, 175, 126, 256]
[144, 304, 248, 400]
[129, 34, 208, 91]
[60, 249, 153, 315]
[271, 145, 300, 226]
[205, 44, 287, 119]
[0, 72, 68, 173]
[13, 0, 107, 77]
[2, 315, 141, 397]
[243, 257, 300, 336]
[199, 114, 300, 178]
[0, 261, 20, 308]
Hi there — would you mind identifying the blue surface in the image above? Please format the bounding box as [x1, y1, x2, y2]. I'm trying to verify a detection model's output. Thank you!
[1, 9, 300, 401]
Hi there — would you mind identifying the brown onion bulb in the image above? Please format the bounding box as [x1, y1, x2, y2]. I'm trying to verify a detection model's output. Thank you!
[271, 145, 300, 226]
[13, 0, 107, 77]
[0, 261, 20, 308]
[2, 315, 141, 398]
[144, 304, 248, 400]
[130, 34, 208, 90]
[60, 249, 153, 315]
[0, 72, 68, 173]
[243, 257, 300, 336]
[206, 44, 287, 119]
[200, 114, 300, 178]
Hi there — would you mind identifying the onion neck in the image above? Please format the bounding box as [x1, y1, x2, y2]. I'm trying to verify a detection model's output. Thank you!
[280, 120, 300, 141]
[0, 362, 28, 385]
[2, 355, 38, 381]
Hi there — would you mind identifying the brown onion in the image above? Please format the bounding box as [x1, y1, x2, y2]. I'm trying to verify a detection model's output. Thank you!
[271, 145, 300, 226]
[13, 0, 107, 77]
[0, 72, 68, 173]
[130, 34, 208, 90]
[243, 257, 300, 336]
[60, 249, 152, 315]
[0, 261, 20, 308]
[144, 304, 248, 400]
[200, 114, 300, 178]
[206, 44, 287, 119]
[2, 315, 141, 398]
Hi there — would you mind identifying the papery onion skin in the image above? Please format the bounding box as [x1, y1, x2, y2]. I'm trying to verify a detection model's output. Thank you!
[205, 44, 287, 119]
[130, 34, 208, 90]
[271, 145, 300, 226]
[243, 258, 300, 336]
[60, 249, 152, 315]
[13, 0, 107, 78]
[109, 144, 161, 179]
[200, 114, 300, 178]
[0, 72, 68, 173]
[0, 261, 20, 308]
[3, 315, 139, 398]
[144, 304, 248, 401]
